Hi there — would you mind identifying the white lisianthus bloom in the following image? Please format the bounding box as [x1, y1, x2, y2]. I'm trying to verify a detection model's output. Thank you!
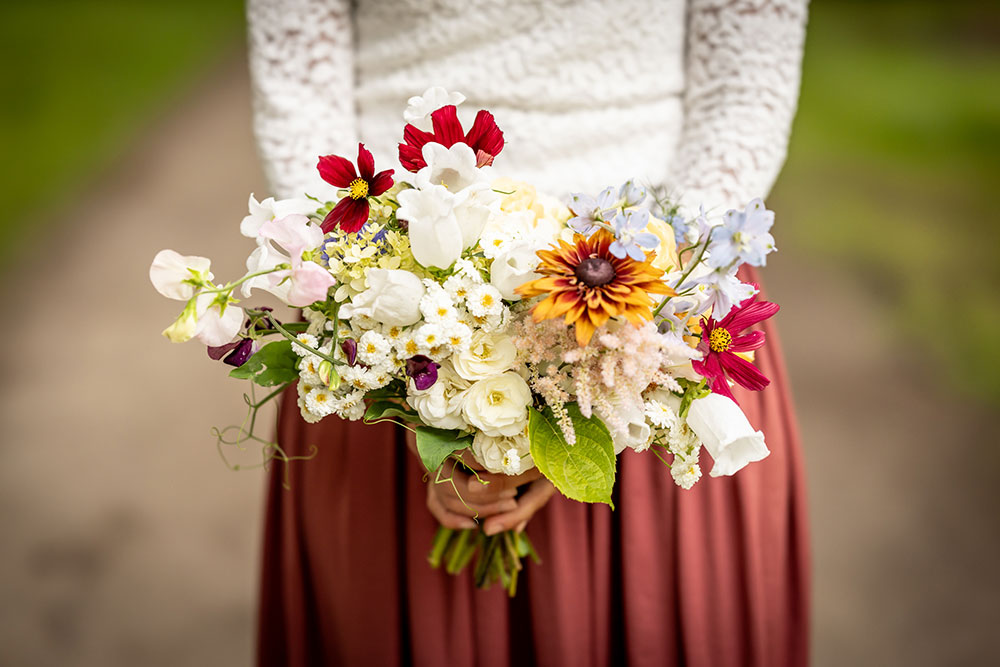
[240, 193, 317, 240]
[403, 86, 466, 132]
[407, 362, 470, 431]
[396, 186, 464, 269]
[462, 372, 531, 437]
[598, 396, 652, 454]
[340, 269, 425, 327]
[686, 393, 770, 477]
[489, 241, 542, 300]
[451, 330, 517, 380]
[471, 430, 533, 475]
[150, 249, 213, 300]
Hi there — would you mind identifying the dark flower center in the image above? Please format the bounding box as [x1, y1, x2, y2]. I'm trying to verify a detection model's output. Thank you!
[574, 257, 616, 287]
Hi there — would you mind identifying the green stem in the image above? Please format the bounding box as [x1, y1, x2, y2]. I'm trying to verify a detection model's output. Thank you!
[268, 317, 343, 367]
[652, 229, 713, 319]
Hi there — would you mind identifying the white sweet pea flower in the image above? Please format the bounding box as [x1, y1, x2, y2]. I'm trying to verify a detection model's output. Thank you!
[193, 292, 244, 347]
[340, 269, 425, 327]
[489, 241, 542, 300]
[686, 393, 770, 477]
[403, 87, 466, 132]
[396, 186, 464, 269]
[240, 193, 317, 240]
[243, 214, 336, 307]
[149, 249, 213, 300]
[461, 372, 531, 437]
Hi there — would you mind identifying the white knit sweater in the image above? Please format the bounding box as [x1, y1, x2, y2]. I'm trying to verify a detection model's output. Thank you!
[246, 0, 807, 214]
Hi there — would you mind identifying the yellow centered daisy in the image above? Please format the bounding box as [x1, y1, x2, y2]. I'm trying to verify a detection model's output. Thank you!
[709, 328, 733, 353]
[347, 177, 369, 199]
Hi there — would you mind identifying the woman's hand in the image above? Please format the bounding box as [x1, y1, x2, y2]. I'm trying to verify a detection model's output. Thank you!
[408, 431, 556, 533]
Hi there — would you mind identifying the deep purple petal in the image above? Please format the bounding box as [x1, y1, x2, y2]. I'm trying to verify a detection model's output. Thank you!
[405, 355, 440, 390]
[207, 341, 239, 361]
[223, 338, 258, 367]
[341, 339, 358, 366]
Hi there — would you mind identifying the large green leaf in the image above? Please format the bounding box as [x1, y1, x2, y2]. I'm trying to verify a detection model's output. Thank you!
[364, 400, 418, 423]
[415, 426, 472, 474]
[529, 404, 616, 506]
[229, 340, 298, 387]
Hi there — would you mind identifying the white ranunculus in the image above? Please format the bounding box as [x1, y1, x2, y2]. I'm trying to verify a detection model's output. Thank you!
[471, 430, 533, 475]
[150, 249, 213, 301]
[451, 330, 517, 380]
[407, 362, 470, 431]
[340, 269, 425, 327]
[396, 186, 464, 269]
[489, 242, 542, 300]
[403, 87, 466, 132]
[686, 393, 770, 477]
[462, 372, 531, 437]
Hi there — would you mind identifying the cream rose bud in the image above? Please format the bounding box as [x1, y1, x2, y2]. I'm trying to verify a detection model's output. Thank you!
[407, 362, 470, 431]
[462, 372, 532, 437]
[686, 393, 770, 477]
[339, 269, 425, 327]
[489, 242, 542, 300]
[471, 430, 533, 475]
[451, 331, 517, 381]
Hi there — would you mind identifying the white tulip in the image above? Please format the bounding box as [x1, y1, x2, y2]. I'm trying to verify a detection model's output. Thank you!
[686, 393, 770, 477]
[489, 242, 542, 300]
[149, 249, 212, 301]
[340, 269, 425, 327]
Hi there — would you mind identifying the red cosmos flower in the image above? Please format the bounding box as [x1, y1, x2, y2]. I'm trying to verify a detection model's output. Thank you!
[398, 105, 504, 172]
[317, 143, 394, 233]
[692, 291, 780, 404]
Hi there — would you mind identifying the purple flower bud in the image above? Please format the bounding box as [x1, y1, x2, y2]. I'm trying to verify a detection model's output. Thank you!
[223, 338, 258, 367]
[341, 338, 358, 366]
[405, 355, 440, 391]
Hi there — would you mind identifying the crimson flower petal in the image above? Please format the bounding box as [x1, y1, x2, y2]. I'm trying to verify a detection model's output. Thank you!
[723, 300, 780, 334]
[398, 142, 425, 172]
[322, 197, 369, 234]
[356, 143, 375, 180]
[719, 351, 770, 392]
[729, 330, 766, 353]
[369, 169, 394, 196]
[430, 105, 465, 147]
[317, 154, 357, 187]
[465, 109, 504, 158]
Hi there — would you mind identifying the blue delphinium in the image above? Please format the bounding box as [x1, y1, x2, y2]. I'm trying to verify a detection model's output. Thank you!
[707, 198, 776, 268]
[567, 186, 617, 235]
[609, 209, 659, 261]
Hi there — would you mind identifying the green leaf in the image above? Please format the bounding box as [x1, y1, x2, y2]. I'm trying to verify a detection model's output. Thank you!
[228, 340, 299, 387]
[529, 403, 616, 506]
[364, 400, 418, 423]
[415, 426, 472, 474]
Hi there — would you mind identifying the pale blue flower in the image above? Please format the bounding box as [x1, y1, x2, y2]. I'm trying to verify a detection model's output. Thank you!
[567, 187, 617, 235]
[609, 209, 659, 261]
[707, 198, 776, 269]
[618, 179, 647, 207]
[687, 265, 758, 319]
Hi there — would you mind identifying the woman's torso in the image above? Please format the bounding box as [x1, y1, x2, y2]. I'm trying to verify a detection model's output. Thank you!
[353, 0, 688, 195]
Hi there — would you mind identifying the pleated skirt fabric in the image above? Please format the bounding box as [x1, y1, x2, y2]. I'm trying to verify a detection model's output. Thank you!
[256, 275, 810, 666]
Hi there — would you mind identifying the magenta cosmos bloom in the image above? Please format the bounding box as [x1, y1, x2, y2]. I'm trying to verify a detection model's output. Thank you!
[692, 292, 779, 404]
[398, 105, 504, 172]
[317, 143, 394, 234]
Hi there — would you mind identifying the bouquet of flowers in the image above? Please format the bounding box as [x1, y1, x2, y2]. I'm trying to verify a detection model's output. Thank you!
[150, 88, 780, 595]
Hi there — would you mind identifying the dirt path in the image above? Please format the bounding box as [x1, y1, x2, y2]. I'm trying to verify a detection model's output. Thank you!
[0, 57, 996, 666]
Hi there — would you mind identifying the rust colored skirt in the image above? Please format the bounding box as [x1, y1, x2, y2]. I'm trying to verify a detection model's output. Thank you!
[256, 274, 810, 666]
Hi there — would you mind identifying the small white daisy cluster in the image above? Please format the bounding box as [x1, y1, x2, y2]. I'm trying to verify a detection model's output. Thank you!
[643, 390, 704, 490]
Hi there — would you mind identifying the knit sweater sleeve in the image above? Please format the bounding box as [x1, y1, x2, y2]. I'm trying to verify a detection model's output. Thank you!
[667, 0, 809, 214]
[246, 0, 357, 199]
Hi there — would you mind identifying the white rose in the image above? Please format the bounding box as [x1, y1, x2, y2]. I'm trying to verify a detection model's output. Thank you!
[340, 269, 425, 327]
[686, 393, 770, 477]
[489, 241, 542, 300]
[462, 372, 531, 437]
[407, 362, 470, 431]
[471, 430, 533, 475]
[451, 331, 517, 381]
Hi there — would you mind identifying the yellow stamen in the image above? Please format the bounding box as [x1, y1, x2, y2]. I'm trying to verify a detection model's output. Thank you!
[488, 390, 505, 405]
[709, 328, 733, 353]
[348, 178, 369, 200]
